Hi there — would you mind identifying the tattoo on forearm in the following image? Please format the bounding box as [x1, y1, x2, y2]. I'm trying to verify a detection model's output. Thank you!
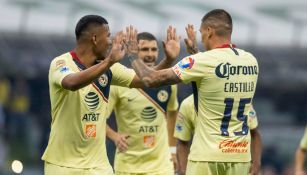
[132, 59, 180, 87]
[191, 46, 199, 54]
[131, 59, 153, 79]
[128, 53, 138, 63]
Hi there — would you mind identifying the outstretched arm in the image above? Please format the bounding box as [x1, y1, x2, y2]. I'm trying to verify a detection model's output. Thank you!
[131, 59, 181, 87]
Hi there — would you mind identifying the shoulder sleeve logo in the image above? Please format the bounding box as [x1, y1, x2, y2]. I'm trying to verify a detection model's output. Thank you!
[60, 66, 70, 73]
[178, 57, 195, 70]
[176, 123, 183, 132]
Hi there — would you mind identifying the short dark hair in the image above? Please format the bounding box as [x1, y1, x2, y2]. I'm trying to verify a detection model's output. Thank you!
[75, 15, 108, 40]
[201, 9, 232, 36]
[137, 32, 157, 42]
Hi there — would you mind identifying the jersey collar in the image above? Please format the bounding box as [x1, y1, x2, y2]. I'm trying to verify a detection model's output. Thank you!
[70, 51, 84, 65]
[215, 44, 237, 49]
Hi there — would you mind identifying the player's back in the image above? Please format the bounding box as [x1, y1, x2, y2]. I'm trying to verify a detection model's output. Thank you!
[187, 46, 258, 162]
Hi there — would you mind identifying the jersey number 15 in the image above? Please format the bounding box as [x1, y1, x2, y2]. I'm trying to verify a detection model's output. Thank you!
[221, 98, 251, 136]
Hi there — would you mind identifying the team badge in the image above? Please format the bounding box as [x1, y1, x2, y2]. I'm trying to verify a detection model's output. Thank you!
[143, 135, 155, 148]
[178, 57, 195, 70]
[157, 90, 169, 102]
[85, 124, 96, 138]
[98, 74, 108, 87]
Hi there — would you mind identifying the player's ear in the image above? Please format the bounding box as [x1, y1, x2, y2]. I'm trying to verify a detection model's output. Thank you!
[92, 35, 98, 45]
[207, 27, 213, 39]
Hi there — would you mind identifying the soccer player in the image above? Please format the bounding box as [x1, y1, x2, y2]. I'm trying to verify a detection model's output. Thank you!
[174, 95, 262, 175]
[295, 126, 307, 175]
[173, 95, 195, 175]
[42, 15, 180, 175]
[106, 32, 179, 175]
[126, 9, 259, 175]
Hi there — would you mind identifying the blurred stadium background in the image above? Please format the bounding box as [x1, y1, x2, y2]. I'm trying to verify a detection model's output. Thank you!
[0, 0, 307, 174]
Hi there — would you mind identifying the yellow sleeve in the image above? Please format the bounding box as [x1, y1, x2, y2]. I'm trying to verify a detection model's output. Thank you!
[174, 97, 194, 141]
[166, 85, 179, 111]
[171, 53, 207, 84]
[110, 63, 136, 87]
[106, 86, 119, 119]
[248, 105, 258, 130]
[300, 127, 307, 150]
[49, 58, 75, 87]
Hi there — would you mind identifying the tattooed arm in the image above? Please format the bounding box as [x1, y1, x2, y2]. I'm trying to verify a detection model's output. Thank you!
[130, 57, 181, 87]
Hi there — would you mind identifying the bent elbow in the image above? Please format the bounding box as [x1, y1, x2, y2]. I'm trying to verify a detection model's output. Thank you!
[62, 80, 80, 91]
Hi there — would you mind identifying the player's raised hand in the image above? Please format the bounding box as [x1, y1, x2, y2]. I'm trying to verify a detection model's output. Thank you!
[124, 25, 138, 56]
[108, 31, 125, 64]
[184, 24, 198, 54]
[163, 25, 181, 61]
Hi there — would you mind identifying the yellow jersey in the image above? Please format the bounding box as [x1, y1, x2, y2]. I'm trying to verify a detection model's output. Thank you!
[42, 51, 135, 168]
[174, 95, 258, 141]
[172, 44, 258, 162]
[174, 95, 196, 141]
[107, 85, 178, 173]
[300, 127, 307, 150]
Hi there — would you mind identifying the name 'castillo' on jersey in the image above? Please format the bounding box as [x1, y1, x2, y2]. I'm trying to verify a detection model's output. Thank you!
[172, 44, 258, 162]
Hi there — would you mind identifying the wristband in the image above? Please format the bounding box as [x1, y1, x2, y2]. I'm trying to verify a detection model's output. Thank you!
[170, 146, 177, 154]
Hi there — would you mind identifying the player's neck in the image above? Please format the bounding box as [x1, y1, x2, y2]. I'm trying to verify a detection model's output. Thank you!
[211, 37, 231, 50]
[74, 45, 97, 68]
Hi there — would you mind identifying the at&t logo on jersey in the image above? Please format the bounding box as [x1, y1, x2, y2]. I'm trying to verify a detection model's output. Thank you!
[84, 92, 100, 111]
[215, 62, 258, 80]
[178, 57, 195, 70]
[141, 106, 157, 122]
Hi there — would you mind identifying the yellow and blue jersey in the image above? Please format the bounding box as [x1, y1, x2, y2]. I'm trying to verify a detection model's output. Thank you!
[174, 95, 258, 142]
[42, 51, 135, 169]
[172, 44, 259, 162]
[107, 84, 178, 173]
